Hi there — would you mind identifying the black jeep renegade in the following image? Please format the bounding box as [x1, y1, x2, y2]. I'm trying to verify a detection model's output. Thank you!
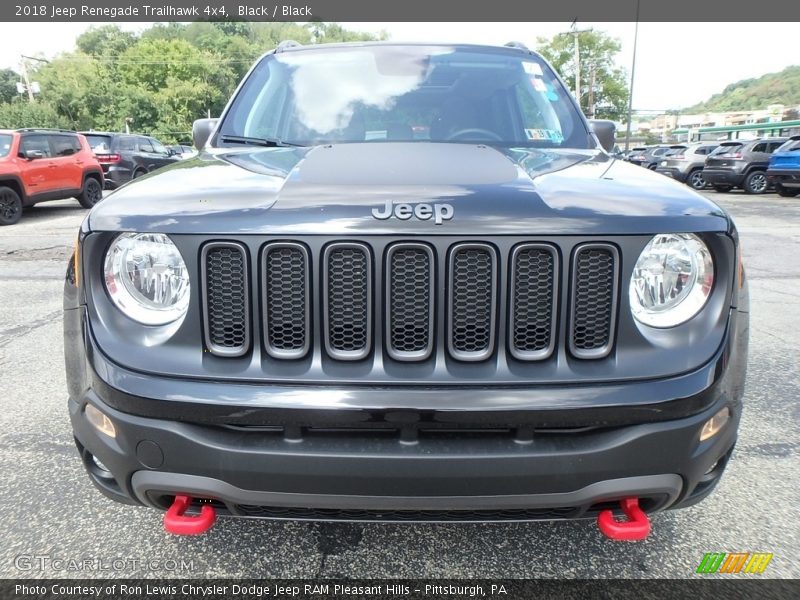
[64, 42, 748, 537]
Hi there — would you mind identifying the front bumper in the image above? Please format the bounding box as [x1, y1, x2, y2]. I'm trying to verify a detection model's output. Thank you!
[65, 299, 748, 522]
[702, 168, 745, 188]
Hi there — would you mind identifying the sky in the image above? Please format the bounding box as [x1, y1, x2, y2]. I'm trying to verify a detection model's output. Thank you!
[0, 21, 797, 112]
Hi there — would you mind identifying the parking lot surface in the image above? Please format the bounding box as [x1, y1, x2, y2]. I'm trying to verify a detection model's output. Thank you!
[0, 192, 797, 579]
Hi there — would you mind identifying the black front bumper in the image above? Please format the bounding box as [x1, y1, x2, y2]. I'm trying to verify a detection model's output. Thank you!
[65, 301, 748, 522]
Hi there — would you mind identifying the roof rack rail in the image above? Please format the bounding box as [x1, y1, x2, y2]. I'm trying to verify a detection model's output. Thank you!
[276, 40, 303, 53]
[16, 128, 76, 134]
[504, 41, 530, 51]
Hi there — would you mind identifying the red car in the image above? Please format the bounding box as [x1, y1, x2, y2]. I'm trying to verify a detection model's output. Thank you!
[0, 128, 104, 225]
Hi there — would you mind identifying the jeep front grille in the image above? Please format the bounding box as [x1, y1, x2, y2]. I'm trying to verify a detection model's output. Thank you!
[200, 238, 619, 366]
[201, 242, 250, 357]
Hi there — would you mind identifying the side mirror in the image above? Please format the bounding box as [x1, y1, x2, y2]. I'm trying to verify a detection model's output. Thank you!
[589, 119, 617, 153]
[24, 150, 45, 160]
[192, 118, 218, 151]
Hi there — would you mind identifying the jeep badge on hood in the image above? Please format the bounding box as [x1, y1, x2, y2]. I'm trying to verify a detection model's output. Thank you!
[371, 200, 454, 224]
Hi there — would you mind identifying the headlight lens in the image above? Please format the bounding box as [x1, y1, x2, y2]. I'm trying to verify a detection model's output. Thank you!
[629, 233, 713, 328]
[104, 233, 190, 325]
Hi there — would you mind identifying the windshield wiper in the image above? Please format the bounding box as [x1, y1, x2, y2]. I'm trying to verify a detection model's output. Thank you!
[219, 135, 303, 148]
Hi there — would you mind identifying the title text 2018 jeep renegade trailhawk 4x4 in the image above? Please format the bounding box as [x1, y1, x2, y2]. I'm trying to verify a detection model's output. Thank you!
[64, 43, 748, 540]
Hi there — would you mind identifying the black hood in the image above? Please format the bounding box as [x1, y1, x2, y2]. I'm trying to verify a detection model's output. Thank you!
[88, 142, 729, 235]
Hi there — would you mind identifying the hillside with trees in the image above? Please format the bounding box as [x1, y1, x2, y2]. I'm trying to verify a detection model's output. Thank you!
[686, 65, 800, 112]
[0, 22, 385, 143]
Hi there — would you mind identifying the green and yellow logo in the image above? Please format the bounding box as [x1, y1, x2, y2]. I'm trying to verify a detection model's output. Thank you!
[697, 552, 773, 574]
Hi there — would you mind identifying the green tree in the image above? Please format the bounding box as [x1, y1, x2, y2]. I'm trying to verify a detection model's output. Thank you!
[0, 101, 69, 129]
[536, 30, 629, 120]
[0, 69, 19, 104]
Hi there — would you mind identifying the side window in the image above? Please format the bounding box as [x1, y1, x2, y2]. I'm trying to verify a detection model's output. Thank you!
[118, 136, 136, 152]
[766, 141, 783, 153]
[137, 137, 154, 153]
[19, 135, 52, 158]
[697, 146, 714, 155]
[51, 135, 79, 157]
[751, 143, 767, 153]
[151, 139, 169, 155]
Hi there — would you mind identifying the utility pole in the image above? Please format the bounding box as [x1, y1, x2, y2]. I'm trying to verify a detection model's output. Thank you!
[19, 55, 48, 103]
[624, 0, 641, 151]
[588, 67, 596, 118]
[19, 59, 34, 103]
[560, 22, 592, 113]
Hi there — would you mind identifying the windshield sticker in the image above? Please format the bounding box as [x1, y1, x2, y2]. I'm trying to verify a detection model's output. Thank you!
[523, 61, 543, 76]
[531, 77, 547, 92]
[544, 83, 560, 102]
[525, 129, 564, 143]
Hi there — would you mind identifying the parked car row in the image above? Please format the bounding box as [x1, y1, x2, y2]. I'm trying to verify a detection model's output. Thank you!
[0, 128, 188, 225]
[624, 136, 800, 196]
[81, 132, 184, 189]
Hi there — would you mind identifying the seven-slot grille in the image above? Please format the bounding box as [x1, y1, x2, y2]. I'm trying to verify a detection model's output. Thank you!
[201, 240, 619, 362]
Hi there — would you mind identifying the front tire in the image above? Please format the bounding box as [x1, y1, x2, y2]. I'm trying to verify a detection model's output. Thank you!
[78, 177, 103, 209]
[0, 186, 22, 226]
[776, 185, 799, 198]
[687, 169, 707, 190]
[743, 171, 768, 195]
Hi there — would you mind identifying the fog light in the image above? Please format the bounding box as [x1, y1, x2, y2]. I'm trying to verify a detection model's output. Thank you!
[85, 404, 116, 438]
[92, 455, 112, 476]
[700, 407, 730, 441]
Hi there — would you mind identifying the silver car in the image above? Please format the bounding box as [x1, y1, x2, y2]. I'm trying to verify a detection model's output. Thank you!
[656, 143, 719, 190]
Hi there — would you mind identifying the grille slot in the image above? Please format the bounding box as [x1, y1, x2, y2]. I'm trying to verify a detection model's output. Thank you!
[262, 242, 310, 359]
[448, 243, 498, 361]
[201, 242, 250, 357]
[323, 243, 372, 360]
[569, 244, 619, 359]
[509, 244, 558, 360]
[386, 243, 435, 361]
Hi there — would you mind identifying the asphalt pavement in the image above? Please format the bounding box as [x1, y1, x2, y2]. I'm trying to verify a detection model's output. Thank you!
[0, 191, 797, 579]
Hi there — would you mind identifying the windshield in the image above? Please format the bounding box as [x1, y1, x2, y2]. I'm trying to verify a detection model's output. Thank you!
[218, 46, 589, 148]
[85, 134, 112, 154]
[0, 134, 11, 158]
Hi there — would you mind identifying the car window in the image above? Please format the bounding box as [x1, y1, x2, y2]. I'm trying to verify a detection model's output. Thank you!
[85, 134, 113, 154]
[766, 141, 784, 153]
[219, 46, 589, 149]
[151, 139, 169, 155]
[51, 135, 81, 157]
[118, 136, 136, 152]
[750, 143, 767, 153]
[137, 137, 154, 153]
[711, 143, 742, 156]
[0, 134, 11, 158]
[776, 139, 800, 152]
[19, 135, 52, 158]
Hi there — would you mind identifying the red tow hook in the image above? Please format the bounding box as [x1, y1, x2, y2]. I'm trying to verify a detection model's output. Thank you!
[163, 495, 216, 535]
[597, 497, 651, 541]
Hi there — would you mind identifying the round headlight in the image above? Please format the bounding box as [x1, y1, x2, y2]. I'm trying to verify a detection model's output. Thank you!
[104, 233, 190, 325]
[629, 233, 713, 328]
